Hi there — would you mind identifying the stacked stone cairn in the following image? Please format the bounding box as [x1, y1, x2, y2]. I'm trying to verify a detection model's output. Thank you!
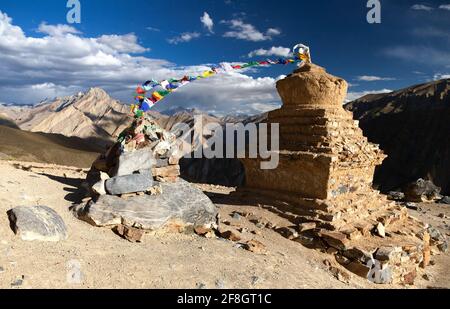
[74, 114, 217, 237]
[89, 114, 181, 196]
[241, 63, 446, 284]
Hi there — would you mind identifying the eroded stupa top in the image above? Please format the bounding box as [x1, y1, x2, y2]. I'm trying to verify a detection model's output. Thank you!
[276, 63, 348, 106]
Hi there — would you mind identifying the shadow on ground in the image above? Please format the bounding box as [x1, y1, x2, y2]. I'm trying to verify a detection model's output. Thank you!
[38, 173, 87, 204]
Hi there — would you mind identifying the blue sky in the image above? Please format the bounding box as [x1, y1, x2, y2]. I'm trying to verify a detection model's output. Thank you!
[0, 0, 449, 115]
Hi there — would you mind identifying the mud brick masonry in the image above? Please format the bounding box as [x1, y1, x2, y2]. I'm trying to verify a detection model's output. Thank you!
[241, 63, 446, 284]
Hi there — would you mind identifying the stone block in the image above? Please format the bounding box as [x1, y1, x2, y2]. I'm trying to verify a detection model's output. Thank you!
[105, 173, 154, 195]
[110, 147, 156, 177]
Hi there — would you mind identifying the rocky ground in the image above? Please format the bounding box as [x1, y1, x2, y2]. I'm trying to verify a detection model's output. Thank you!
[0, 160, 449, 289]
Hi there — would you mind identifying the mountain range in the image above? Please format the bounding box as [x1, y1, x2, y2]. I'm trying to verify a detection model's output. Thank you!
[345, 78, 450, 195]
[1, 79, 449, 194]
[0, 88, 131, 148]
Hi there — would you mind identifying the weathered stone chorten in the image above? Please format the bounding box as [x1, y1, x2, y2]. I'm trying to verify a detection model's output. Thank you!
[243, 63, 390, 227]
[241, 63, 446, 284]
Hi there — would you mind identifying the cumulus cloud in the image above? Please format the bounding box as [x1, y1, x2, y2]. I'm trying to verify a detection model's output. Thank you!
[97, 33, 149, 53]
[356, 75, 396, 81]
[439, 4, 450, 10]
[346, 89, 392, 102]
[248, 46, 291, 58]
[411, 4, 434, 11]
[154, 72, 282, 116]
[38, 22, 80, 36]
[222, 19, 281, 42]
[167, 32, 201, 44]
[200, 12, 214, 33]
[0, 11, 281, 116]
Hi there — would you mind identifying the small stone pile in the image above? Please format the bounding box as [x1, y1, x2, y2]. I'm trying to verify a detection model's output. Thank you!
[73, 114, 217, 238]
[241, 63, 447, 284]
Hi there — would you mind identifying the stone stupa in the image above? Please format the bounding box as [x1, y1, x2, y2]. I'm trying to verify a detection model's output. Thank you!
[241, 63, 446, 284]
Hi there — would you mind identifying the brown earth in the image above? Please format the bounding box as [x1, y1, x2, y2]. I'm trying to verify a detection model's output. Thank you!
[0, 125, 101, 168]
[0, 160, 448, 289]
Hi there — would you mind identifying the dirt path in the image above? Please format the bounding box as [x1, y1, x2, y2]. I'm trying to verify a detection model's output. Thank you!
[0, 160, 448, 289]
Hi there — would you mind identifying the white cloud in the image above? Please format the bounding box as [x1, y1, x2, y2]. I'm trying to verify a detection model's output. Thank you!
[346, 89, 392, 102]
[266, 28, 281, 36]
[434, 73, 450, 80]
[146, 26, 160, 32]
[0, 10, 283, 116]
[38, 22, 80, 36]
[154, 72, 282, 116]
[200, 12, 214, 33]
[248, 46, 291, 58]
[411, 4, 434, 11]
[167, 32, 201, 44]
[356, 75, 396, 81]
[439, 4, 450, 10]
[97, 33, 149, 53]
[222, 19, 281, 42]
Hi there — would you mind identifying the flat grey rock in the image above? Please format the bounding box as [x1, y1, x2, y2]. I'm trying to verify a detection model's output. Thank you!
[73, 179, 217, 230]
[105, 173, 153, 195]
[110, 147, 156, 177]
[8, 206, 68, 242]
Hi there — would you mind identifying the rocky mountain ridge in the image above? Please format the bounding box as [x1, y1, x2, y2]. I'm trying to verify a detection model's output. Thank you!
[1, 88, 131, 148]
[345, 78, 450, 194]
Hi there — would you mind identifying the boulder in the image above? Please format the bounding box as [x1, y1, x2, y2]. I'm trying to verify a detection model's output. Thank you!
[73, 179, 217, 231]
[8, 206, 68, 242]
[440, 196, 450, 205]
[404, 179, 441, 203]
[105, 173, 154, 195]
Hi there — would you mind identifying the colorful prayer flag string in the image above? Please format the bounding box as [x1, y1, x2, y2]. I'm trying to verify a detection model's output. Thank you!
[131, 43, 311, 116]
